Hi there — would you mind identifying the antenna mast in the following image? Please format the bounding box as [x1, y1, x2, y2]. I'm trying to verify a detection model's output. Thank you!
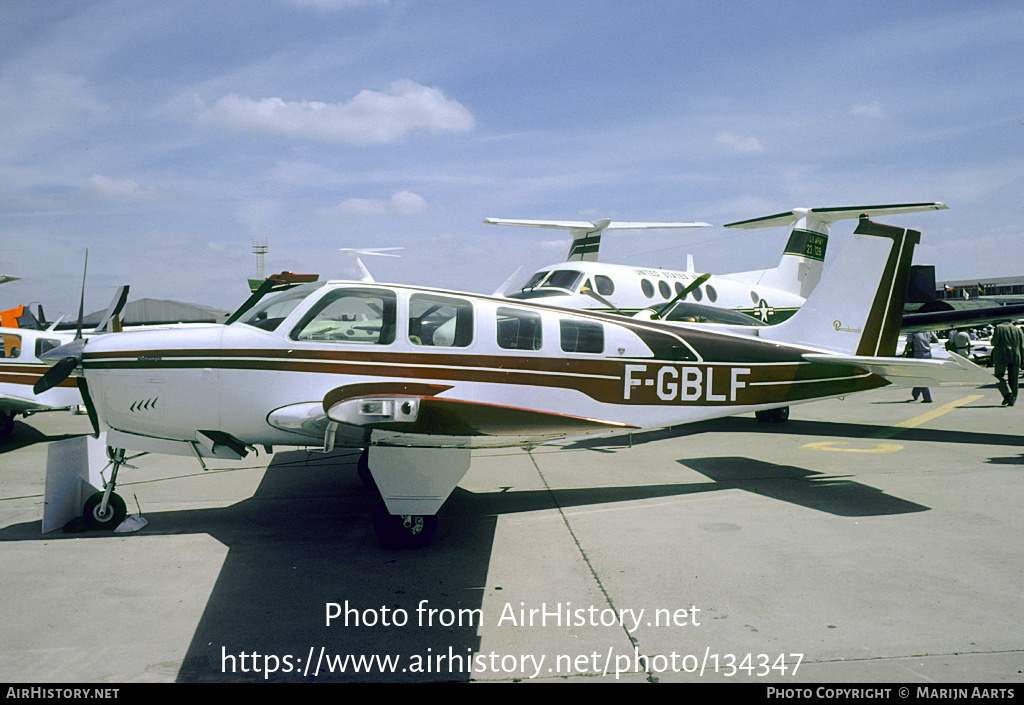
[252, 240, 268, 280]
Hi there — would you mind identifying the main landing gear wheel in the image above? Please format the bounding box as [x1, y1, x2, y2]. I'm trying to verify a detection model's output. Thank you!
[82, 491, 127, 530]
[755, 406, 790, 423]
[372, 502, 437, 549]
[0, 412, 14, 442]
[356, 449, 376, 489]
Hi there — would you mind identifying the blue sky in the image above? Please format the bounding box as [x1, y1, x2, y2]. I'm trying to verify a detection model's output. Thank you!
[2, 0, 1022, 317]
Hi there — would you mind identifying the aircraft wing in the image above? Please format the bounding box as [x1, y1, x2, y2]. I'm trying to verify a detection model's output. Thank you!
[901, 302, 1024, 333]
[0, 393, 63, 415]
[803, 352, 993, 387]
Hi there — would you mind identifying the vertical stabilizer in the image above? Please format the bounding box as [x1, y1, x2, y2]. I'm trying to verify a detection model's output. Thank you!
[759, 217, 920, 356]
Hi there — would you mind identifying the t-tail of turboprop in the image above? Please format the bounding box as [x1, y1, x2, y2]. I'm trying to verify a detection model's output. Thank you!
[724, 202, 947, 299]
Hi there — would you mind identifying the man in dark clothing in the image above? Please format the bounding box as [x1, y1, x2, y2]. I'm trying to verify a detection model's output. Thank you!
[992, 321, 1024, 407]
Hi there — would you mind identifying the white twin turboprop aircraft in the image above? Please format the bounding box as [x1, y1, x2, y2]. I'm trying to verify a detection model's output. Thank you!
[486, 202, 949, 324]
[34, 216, 988, 547]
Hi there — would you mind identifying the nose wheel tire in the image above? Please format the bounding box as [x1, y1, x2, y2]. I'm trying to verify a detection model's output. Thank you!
[82, 491, 127, 530]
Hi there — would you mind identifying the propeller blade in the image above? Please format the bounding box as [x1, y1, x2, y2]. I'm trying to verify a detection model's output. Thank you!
[579, 286, 627, 317]
[75, 250, 88, 340]
[77, 377, 100, 437]
[652, 273, 711, 320]
[33, 356, 79, 394]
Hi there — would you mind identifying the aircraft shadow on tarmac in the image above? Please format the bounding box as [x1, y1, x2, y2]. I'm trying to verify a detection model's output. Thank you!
[567, 412, 1024, 452]
[0, 434, 936, 682]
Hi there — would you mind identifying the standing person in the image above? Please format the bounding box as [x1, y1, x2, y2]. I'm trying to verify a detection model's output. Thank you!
[905, 330, 938, 402]
[945, 328, 971, 358]
[991, 320, 1024, 407]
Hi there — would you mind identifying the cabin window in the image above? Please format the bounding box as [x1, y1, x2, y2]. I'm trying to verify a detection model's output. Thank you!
[692, 287, 703, 302]
[658, 280, 671, 299]
[640, 279, 654, 298]
[674, 282, 688, 300]
[242, 282, 325, 332]
[1, 333, 21, 359]
[595, 275, 614, 296]
[705, 284, 718, 303]
[560, 319, 604, 354]
[291, 288, 397, 345]
[409, 294, 473, 347]
[496, 307, 542, 350]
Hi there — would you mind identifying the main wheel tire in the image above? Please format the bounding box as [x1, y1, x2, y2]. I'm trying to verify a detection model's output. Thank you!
[372, 502, 437, 549]
[82, 491, 127, 530]
[755, 406, 790, 424]
[356, 449, 376, 489]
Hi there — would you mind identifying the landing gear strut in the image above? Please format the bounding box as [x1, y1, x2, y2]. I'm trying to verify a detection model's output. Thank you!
[82, 447, 131, 530]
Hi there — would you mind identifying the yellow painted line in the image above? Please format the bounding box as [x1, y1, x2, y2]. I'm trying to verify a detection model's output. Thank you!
[800, 441, 903, 454]
[870, 394, 984, 439]
[800, 394, 984, 453]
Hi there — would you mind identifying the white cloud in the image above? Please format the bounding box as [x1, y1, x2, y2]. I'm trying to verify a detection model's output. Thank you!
[198, 80, 474, 145]
[318, 190, 427, 217]
[852, 101, 885, 119]
[716, 132, 763, 154]
[293, 0, 389, 9]
[82, 175, 158, 201]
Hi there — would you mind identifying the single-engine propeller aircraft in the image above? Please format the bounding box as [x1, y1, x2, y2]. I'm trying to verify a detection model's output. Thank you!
[487, 202, 948, 323]
[35, 217, 988, 547]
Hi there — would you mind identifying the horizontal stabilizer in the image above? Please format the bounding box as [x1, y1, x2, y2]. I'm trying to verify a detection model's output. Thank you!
[484, 218, 711, 231]
[803, 352, 992, 388]
[724, 202, 947, 230]
[485, 217, 709, 262]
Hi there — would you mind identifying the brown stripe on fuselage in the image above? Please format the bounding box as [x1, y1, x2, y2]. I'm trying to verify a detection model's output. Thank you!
[82, 345, 885, 407]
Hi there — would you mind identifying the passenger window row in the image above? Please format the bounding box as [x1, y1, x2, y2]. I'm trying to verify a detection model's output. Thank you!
[289, 288, 604, 354]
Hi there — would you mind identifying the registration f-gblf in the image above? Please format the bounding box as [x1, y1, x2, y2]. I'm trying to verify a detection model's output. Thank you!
[36, 216, 986, 546]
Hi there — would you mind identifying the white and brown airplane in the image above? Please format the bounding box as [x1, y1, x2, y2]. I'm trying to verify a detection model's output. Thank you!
[35, 217, 987, 546]
[487, 202, 948, 323]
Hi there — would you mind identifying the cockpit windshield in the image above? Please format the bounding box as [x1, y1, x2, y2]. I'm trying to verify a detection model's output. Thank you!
[240, 282, 325, 331]
[518, 269, 584, 293]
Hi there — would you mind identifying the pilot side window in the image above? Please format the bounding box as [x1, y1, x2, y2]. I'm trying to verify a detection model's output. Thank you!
[595, 275, 614, 296]
[36, 338, 61, 358]
[409, 294, 473, 347]
[291, 288, 397, 345]
[560, 319, 604, 354]
[496, 307, 542, 350]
